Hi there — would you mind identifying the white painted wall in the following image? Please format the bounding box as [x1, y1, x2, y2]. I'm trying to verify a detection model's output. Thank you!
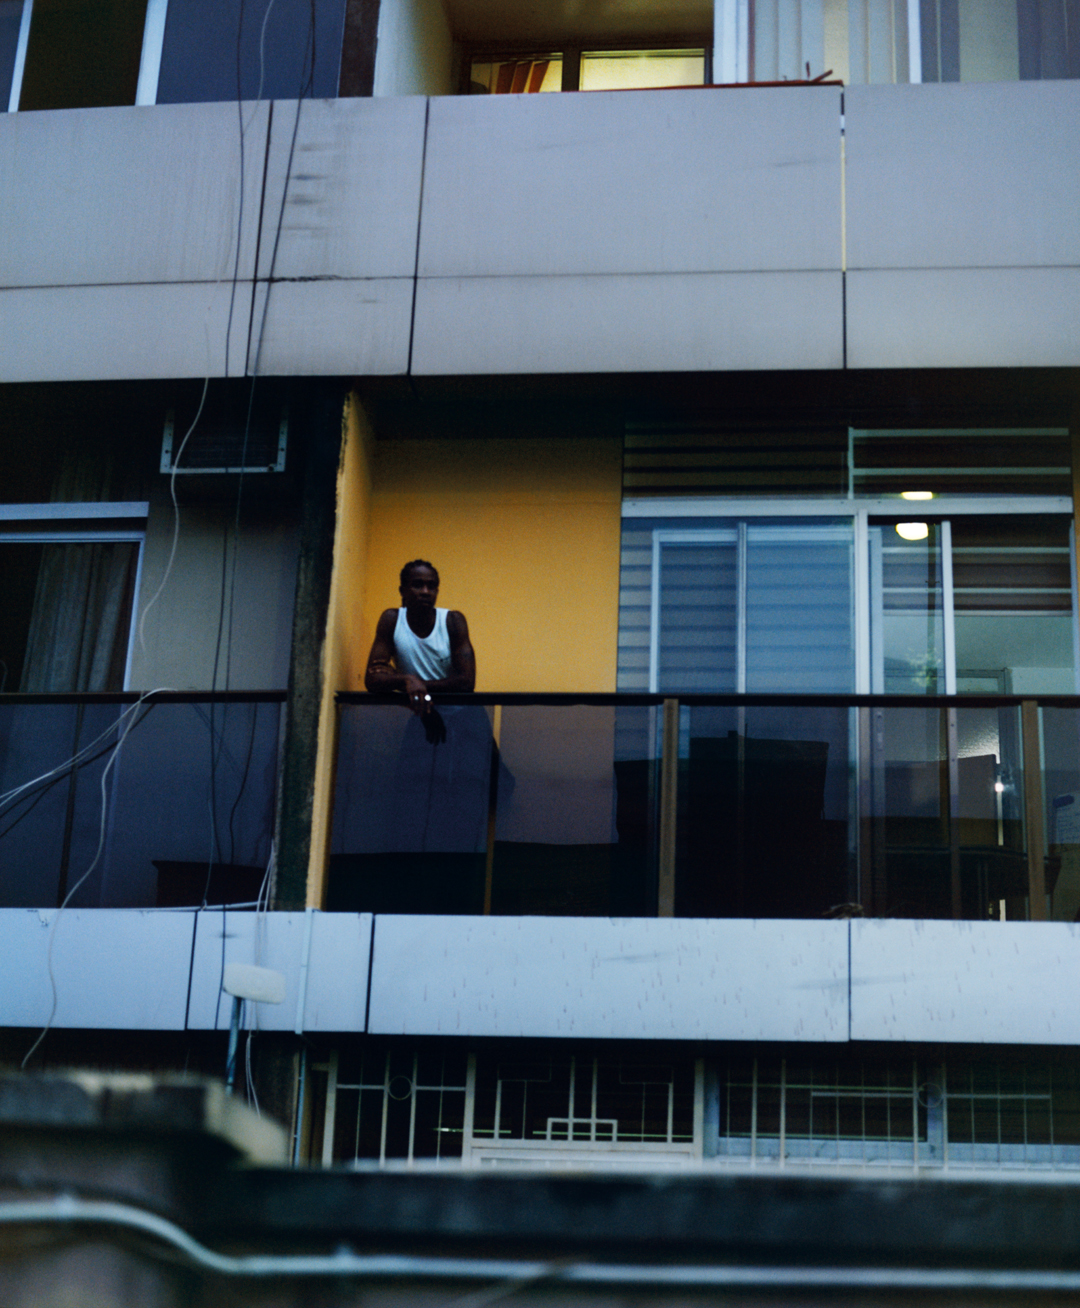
[373, 0, 453, 97]
[130, 490, 299, 691]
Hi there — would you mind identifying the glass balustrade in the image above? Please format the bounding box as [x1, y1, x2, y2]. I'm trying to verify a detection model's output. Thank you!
[0, 693, 283, 908]
[332, 692, 1080, 922]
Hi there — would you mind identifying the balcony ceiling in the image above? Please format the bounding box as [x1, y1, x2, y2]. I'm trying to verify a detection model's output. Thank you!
[443, 0, 712, 44]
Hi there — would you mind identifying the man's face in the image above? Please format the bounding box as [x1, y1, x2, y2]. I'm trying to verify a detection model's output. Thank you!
[400, 565, 439, 610]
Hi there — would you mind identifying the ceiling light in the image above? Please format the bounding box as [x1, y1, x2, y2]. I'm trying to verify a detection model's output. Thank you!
[896, 522, 929, 541]
[901, 490, 934, 501]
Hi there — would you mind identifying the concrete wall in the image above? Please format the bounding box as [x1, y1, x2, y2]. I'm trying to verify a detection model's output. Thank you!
[5, 909, 1080, 1045]
[361, 437, 623, 692]
[306, 394, 375, 907]
[3, 82, 1077, 382]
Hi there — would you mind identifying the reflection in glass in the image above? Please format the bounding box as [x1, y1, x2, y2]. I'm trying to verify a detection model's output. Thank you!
[863, 704, 1027, 920]
[872, 520, 944, 694]
[677, 705, 853, 918]
[490, 705, 659, 916]
[952, 517, 1075, 695]
[329, 703, 494, 914]
[0, 699, 280, 908]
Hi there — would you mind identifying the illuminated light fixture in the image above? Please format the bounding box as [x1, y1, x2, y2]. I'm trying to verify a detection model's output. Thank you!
[896, 522, 929, 541]
[995, 781, 1005, 794]
[900, 490, 934, 501]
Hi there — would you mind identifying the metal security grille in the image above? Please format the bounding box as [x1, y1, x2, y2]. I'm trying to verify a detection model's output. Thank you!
[316, 1046, 468, 1166]
[314, 1045, 702, 1168]
[713, 1057, 938, 1167]
[713, 1057, 1080, 1172]
[467, 1053, 700, 1165]
[313, 1047, 1080, 1174]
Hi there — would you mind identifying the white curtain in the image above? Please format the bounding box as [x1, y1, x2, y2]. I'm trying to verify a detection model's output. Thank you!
[20, 541, 139, 692]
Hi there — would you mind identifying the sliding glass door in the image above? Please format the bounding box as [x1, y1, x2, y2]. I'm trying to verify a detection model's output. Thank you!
[652, 523, 856, 694]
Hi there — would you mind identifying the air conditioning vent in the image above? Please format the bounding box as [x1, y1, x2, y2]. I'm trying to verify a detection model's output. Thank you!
[161, 389, 288, 475]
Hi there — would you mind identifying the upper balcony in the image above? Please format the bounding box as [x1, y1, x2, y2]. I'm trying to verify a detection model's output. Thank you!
[2, 77, 1078, 385]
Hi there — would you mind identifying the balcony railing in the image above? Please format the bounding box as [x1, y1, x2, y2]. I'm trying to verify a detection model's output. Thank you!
[0, 692, 284, 909]
[330, 692, 1080, 922]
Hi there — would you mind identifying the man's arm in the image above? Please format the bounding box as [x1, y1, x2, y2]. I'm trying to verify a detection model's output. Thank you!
[364, 608, 475, 705]
[433, 610, 475, 693]
[364, 609, 411, 693]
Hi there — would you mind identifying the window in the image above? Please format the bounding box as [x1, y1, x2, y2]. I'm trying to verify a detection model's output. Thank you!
[9, 0, 148, 111]
[468, 44, 708, 94]
[620, 427, 1076, 697]
[0, 505, 146, 693]
[715, 0, 1080, 84]
[3, 0, 349, 110]
[154, 0, 347, 104]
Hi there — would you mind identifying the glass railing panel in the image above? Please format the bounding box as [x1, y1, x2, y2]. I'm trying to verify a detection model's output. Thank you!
[1040, 705, 1080, 922]
[677, 704, 855, 918]
[0, 696, 281, 909]
[329, 702, 495, 914]
[0, 700, 84, 907]
[489, 704, 659, 916]
[863, 703, 1026, 920]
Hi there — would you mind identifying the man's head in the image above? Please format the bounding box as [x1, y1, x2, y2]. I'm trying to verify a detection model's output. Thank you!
[399, 560, 439, 609]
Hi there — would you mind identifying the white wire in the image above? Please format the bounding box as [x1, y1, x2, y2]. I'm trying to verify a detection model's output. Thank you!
[20, 688, 174, 1069]
[136, 376, 211, 658]
[242, 844, 274, 1116]
[0, 700, 142, 811]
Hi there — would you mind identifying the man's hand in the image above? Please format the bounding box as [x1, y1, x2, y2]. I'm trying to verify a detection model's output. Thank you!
[403, 674, 433, 716]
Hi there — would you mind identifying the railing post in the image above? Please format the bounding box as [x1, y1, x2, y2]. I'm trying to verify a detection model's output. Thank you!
[482, 704, 502, 915]
[1021, 699, 1047, 920]
[658, 697, 679, 917]
[947, 707, 962, 920]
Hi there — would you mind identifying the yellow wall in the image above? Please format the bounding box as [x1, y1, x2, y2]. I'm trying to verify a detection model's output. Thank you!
[359, 437, 623, 693]
[306, 393, 374, 906]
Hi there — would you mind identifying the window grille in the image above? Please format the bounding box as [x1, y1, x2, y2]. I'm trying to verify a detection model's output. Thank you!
[467, 1053, 700, 1165]
[313, 1046, 1080, 1174]
[714, 1057, 1080, 1172]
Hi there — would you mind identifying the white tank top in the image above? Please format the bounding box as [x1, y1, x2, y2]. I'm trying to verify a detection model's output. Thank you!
[394, 607, 452, 682]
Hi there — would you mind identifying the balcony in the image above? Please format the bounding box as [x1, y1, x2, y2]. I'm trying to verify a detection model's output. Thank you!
[0, 692, 284, 908]
[329, 692, 1080, 923]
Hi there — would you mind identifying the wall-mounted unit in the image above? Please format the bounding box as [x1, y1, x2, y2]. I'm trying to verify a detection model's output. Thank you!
[160, 382, 288, 475]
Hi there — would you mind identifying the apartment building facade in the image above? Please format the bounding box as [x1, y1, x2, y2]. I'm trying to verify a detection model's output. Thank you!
[2, 0, 1080, 1178]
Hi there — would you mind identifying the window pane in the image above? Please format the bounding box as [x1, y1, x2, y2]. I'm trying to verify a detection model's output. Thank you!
[873, 521, 944, 695]
[0, 0, 23, 111]
[156, 0, 347, 104]
[657, 539, 737, 693]
[3, 541, 139, 693]
[470, 55, 561, 93]
[17, 0, 147, 110]
[952, 516, 1075, 695]
[580, 49, 705, 90]
[746, 527, 854, 693]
